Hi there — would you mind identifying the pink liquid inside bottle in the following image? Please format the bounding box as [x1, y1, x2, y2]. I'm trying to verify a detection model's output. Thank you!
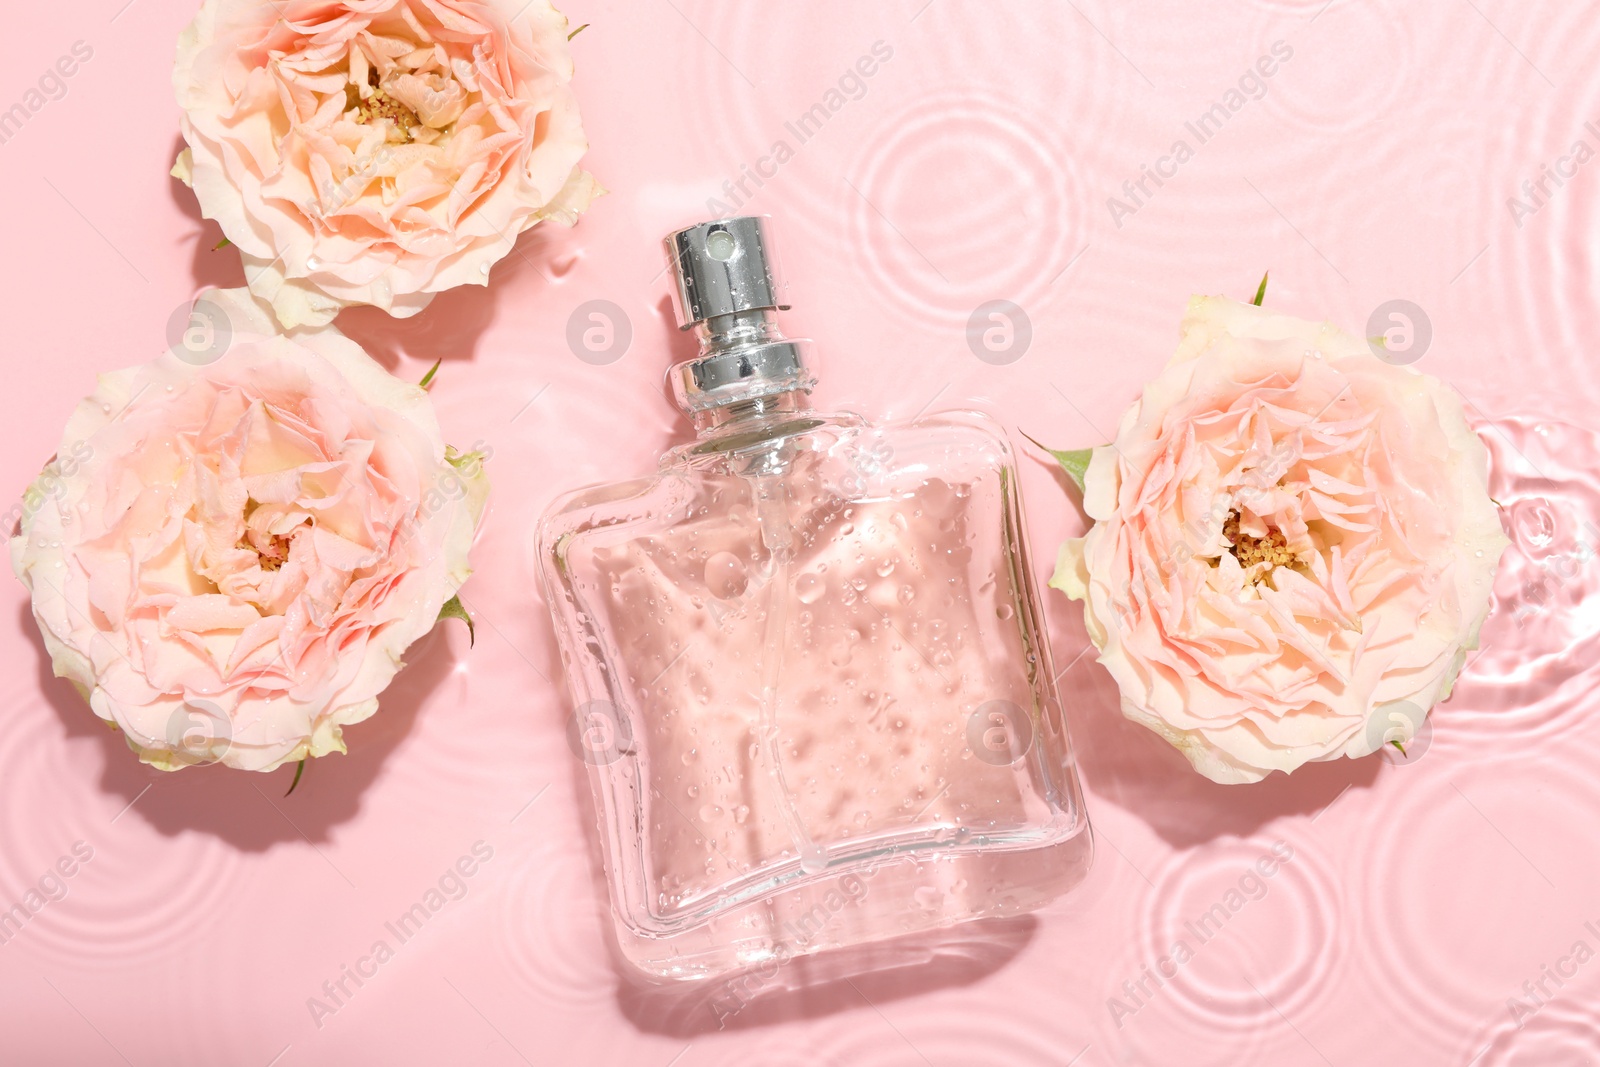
[536, 216, 1092, 984]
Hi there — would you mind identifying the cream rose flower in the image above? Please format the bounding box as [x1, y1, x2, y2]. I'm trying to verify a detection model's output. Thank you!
[11, 289, 488, 772]
[172, 0, 599, 328]
[1051, 296, 1507, 784]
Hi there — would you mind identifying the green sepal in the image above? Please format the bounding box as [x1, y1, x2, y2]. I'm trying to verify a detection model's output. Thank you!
[1022, 432, 1094, 494]
[438, 594, 475, 647]
[285, 759, 306, 797]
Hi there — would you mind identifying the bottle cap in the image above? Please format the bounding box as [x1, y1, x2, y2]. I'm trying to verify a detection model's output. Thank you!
[664, 216, 789, 329]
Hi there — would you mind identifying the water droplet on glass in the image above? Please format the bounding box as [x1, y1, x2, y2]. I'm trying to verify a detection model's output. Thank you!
[796, 572, 824, 604]
[705, 551, 748, 599]
[875, 559, 896, 577]
[996, 603, 1015, 620]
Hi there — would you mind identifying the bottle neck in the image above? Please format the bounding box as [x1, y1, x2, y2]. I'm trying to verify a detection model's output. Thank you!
[692, 388, 812, 436]
[671, 307, 817, 432]
[694, 308, 783, 351]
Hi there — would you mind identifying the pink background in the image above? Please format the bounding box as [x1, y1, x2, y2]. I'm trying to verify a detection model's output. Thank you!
[2, 1, 1598, 1064]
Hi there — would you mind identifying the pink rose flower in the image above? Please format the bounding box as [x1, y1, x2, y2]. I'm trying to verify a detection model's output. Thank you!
[172, 0, 599, 328]
[1051, 296, 1507, 784]
[10, 290, 488, 772]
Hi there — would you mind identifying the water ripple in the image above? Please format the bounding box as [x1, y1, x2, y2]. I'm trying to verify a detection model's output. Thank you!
[1134, 835, 1344, 1038]
[1449, 417, 1600, 751]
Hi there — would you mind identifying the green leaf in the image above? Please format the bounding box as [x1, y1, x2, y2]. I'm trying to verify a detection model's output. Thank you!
[1021, 432, 1094, 493]
[419, 359, 442, 389]
[213, 236, 232, 251]
[1389, 739, 1407, 756]
[438, 594, 475, 647]
[285, 759, 306, 797]
[1252, 271, 1269, 306]
[568, 22, 589, 40]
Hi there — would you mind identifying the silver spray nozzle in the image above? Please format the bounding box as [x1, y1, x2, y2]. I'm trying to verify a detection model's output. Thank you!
[664, 216, 790, 330]
[661, 216, 814, 414]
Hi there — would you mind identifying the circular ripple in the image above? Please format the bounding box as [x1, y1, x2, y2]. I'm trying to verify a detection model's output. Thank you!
[1253, 0, 1415, 136]
[1447, 417, 1600, 752]
[22, 811, 242, 966]
[494, 834, 615, 1007]
[0, 678, 245, 965]
[1472, 1000, 1600, 1067]
[848, 90, 1085, 327]
[1099, 990, 1272, 1067]
[815, 992, 1092, 1067]
[0, 684, 99, 895]
[1456, 5, 1600, 418]
[1354, 756, 1600, 1047]
[1135, 834, 1343, 1037]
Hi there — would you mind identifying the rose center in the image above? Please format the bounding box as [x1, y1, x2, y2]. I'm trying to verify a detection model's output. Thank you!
[1223, 509, 1296, 570]
[345, 76, 421, 142]
[239, 504, 310, 573]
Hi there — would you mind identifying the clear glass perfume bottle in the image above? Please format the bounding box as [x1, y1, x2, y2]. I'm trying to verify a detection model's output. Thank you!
[537, 217, 1091, 984]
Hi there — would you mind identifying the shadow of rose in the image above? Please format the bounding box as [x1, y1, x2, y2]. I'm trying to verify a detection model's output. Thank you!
[21, 600, 458, 851]
[1041, 584, 1381, 851]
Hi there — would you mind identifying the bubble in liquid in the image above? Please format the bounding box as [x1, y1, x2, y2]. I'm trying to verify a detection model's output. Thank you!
[996, 603, 1015, 620]
[796, 572, 824, 604]
[705, 551, 748, 599]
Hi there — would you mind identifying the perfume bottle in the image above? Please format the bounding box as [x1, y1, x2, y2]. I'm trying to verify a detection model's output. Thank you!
[537, 216, 1092, 983]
